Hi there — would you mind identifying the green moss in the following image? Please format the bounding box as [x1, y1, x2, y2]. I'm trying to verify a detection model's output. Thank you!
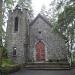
[1, 59, 14, 67]
[1, 59, 20, 73]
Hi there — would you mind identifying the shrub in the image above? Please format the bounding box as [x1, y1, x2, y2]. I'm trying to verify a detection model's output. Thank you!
[1, 59, 20, 73]
[1, 64, 21, 74]
[0, 46, 8, 59]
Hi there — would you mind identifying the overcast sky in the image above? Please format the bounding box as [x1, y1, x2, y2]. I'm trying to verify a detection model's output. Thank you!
[32, 0, 53, 16]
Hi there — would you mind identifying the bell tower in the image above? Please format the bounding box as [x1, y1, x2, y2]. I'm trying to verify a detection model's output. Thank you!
[6, 5, 30, 64]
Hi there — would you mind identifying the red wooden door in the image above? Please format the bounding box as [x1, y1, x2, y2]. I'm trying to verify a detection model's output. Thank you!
[35, 40, 45, 61]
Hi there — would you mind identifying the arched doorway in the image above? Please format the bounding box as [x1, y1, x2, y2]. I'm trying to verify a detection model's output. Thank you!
[35, 40, 45, 61]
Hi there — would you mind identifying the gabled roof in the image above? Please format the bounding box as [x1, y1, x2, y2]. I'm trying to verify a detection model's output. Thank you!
[29, 14, 52, 27]
[29, 14, 68, 41]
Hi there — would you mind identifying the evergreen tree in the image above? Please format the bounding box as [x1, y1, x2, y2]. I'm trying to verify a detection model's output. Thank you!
[18, 0, 33, 19]
[0, 0, 16, 66]
[18, 0, 32, 10]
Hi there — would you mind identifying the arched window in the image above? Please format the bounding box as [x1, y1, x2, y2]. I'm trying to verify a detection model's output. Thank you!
[13, 47, 16, 57]
[14, 17, 18, 32]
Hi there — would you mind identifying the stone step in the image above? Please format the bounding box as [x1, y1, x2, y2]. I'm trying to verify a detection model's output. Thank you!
[25, 64, 70, 68]
[24, 62, 70, 70]
[25, 62, 70, 65]
[24, 67, 70, 70]
[24, 65, 70, 70]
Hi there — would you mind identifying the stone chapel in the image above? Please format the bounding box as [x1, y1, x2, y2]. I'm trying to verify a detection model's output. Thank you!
[6, 6, 70, 68]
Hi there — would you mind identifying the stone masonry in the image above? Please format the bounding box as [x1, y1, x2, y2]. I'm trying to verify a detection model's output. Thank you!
[6, 6, 69, 64]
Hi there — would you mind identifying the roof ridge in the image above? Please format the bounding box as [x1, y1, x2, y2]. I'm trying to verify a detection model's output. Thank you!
[29, 13, 52, 27]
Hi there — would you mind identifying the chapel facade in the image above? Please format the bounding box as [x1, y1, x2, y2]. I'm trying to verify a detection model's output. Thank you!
[6, 6, 69, 67]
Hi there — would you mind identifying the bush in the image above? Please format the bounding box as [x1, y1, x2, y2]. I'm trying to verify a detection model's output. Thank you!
[1, 64, 20, 75]
[72, 52, 75, 63]
[1, 58, 20, 74]
[2, 46, 8, 58]
[0, 47, 20, 74]
[1, 59, 14, 67]
[0, 46, 8, 59]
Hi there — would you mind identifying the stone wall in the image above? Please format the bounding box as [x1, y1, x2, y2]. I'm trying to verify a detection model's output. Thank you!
[29, 16, 68, 62]
[6, 11, 69, 64]
[6, 8, 30, 64]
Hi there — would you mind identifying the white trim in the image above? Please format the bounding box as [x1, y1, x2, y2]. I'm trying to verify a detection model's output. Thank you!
[33, 47, 36, 61]
[45, 47, 48, 61]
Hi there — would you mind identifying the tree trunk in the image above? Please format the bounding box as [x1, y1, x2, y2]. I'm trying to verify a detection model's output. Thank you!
[0, 0, 3, 46]
[0, 0, 3, 66]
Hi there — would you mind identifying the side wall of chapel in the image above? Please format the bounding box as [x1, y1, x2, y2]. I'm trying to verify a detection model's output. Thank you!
[6, 8, 29, 64]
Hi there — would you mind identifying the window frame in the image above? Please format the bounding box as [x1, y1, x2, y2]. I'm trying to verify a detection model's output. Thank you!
[12, 47, 17, 57]
[14, 17, 18, 32]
